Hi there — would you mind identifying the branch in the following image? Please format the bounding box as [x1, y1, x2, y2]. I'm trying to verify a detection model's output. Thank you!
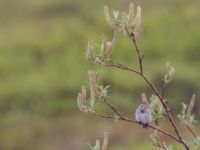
[105, 61, 189, 149]
[130, 35, 144, 73]
[105, 62, 141, 75]
[82, 2, 193, 150]
[121, 117, 180, 142]
[90, 103, 180, 143]
[186, 125, 197, 138]
[103, 37, 189, 149]
[103, 100, 124, 118]
[160, 137, 168, 150]
[129, 36, 186, 144]
[90, 111, 114, 119]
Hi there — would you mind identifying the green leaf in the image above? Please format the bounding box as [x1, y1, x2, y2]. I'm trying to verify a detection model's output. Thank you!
[113, 10, 119, 19]
[150, 95, 165, 121]
[178, 103, 197, 127]
[190, 136, 200, 150]
[167, 145, 173, 150]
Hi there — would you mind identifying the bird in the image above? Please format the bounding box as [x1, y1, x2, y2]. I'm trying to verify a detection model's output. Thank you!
[135, 93, 152, 128]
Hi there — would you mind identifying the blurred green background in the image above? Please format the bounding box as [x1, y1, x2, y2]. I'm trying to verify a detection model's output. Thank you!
[0, 0, 199, 149]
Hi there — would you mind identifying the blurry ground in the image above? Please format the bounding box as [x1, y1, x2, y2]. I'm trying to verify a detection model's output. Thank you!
[0, 0, 199, 149]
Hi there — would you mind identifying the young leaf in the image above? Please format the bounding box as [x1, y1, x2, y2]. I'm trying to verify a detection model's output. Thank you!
[93, 139, 101, 150]
[177, 100, 197, 127]
[113, 10, 119, 19]
[164, 63, 175, 84]
[132, 6, 142, 36]
[87, 132, 109, 150]
[191, 136, 200, 150]
[77, 86, 89, 113]
[86, 39, 94, 62]
[128, 3, 135, 26]
[88, 71, 100, 108]
[149, 95, 166, 121]
[186, 94, 196, 120]
[104, 6, 122, 30]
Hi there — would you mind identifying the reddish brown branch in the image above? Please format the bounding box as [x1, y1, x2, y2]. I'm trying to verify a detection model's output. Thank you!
[102, 100, 180, 142]
[130, 36, 187, 147]
[130, 35, 144, 73]
[90, 108, 180, 143]
[186, 125, 197, 138]
[103, 100, 124, 118]
[90, 111, 113, 119]
[140, 68, 188, 149]
[104, 36, 190, 149]
[106, 62, 141, 75]
[121, 117, 180, 142]
[141, 74, 185, 140]
[160, 137, 168, 150]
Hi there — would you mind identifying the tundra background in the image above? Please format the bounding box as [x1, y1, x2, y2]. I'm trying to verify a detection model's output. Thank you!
[0, 0, 199, 149]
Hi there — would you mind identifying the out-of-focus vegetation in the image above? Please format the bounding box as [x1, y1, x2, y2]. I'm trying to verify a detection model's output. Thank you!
[0, 0, 199, 149]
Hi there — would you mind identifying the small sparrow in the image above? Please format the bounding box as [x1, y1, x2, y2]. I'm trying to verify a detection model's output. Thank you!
[135, 94, 152, 128]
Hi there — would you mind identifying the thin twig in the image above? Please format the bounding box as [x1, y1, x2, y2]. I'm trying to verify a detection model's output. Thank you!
[130, 34, 144, 73]
[90, 111, 113, 119]
[160, 133, 169, 150]
[121, 117, 180, 142]
[129, 36, 188, 149]
[103, 100, 124, 118]
[106, 62, 141, 75]
[154, 119, 168, 150]
[90, 109, 180, 142]
[141, 75, 185, 140]
[153, 143, 167, 150]
[153, 139, 168, 150]
[104, 40, 189, 149]
[103, 100, 180, 142]
[186, 125, 197, 138]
